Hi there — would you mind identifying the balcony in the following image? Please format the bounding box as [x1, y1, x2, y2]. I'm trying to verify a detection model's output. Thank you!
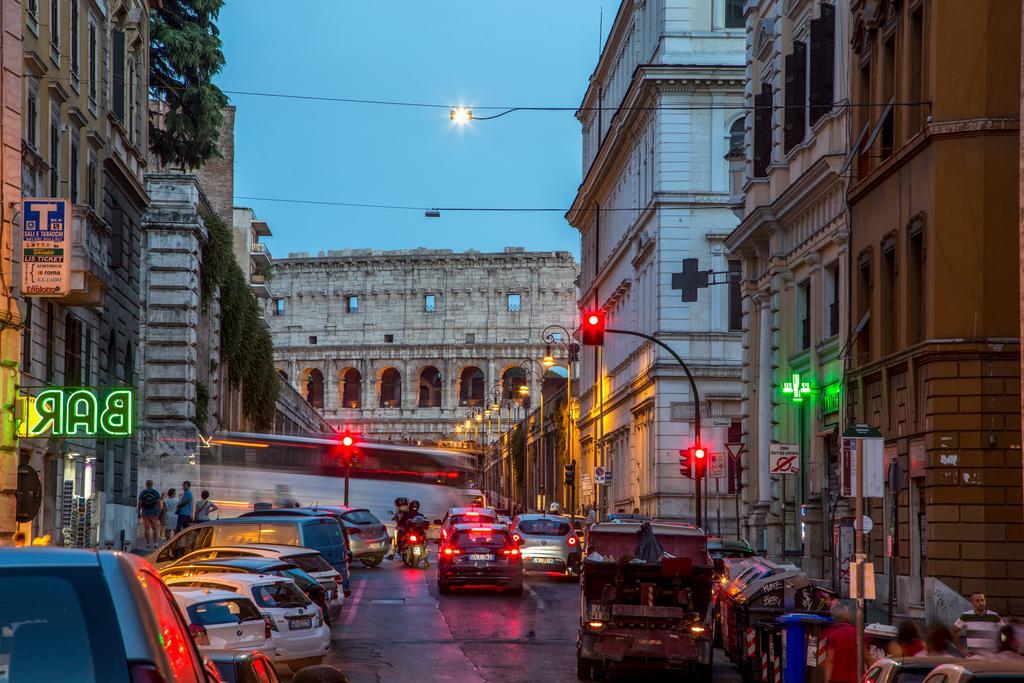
[250, 241, 272, 267]
[250, 272, 272, 299]
[58, 207, 111, 307]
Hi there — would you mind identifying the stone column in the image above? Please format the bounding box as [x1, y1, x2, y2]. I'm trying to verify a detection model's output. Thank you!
[323, 360, 337, 411]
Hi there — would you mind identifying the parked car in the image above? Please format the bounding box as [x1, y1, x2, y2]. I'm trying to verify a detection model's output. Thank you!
[246, 506, 389, 568]
[148, 516, 350, 579]
[164, 573, 330, 673]
[510, 513, 581, 576]
[864, 657, 966, 683]
[434, 506, 499, 542]
[437, 522, 523, 595]
[168, 544, 343, 616]
[170, 586, 272, 658]
[921, 659, 1024, 683]
[0, 547, 216, 682]
[161, 558, 337, 625]
[207, 650, 281, 683]
[604, 513, 651, 523]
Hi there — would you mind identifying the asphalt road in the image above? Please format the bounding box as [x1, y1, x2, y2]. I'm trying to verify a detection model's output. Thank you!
[322, 559, 743, 683]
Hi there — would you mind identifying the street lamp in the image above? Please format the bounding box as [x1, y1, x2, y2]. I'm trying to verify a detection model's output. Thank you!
[543, 324, 577, 522]
[450, 107, 473, 124]
[542, 344, 556, 368]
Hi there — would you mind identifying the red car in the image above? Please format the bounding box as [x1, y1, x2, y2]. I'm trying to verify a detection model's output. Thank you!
[436, 523, 523, 595]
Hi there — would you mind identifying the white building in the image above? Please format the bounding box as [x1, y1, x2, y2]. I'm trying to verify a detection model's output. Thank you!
[568, 0, 746, 522]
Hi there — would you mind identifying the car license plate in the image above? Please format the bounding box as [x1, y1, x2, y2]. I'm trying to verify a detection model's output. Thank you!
[370, 542, 384, 549]
[412, 546, 422, 555]
[469, 554, 494, 561]
[289, 618, 312, 630]
[533, 557, 558, 564]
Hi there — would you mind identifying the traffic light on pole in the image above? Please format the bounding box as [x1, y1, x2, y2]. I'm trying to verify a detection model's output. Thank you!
[679, 449, 692, 479]
[693, 445, 707, 477]
[564, 460, 576, 487]
[337, 431, 357, 465]
[580, 309, 605, 346]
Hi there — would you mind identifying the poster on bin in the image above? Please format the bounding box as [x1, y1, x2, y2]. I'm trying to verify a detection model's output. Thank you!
[21, 199, 71, 297]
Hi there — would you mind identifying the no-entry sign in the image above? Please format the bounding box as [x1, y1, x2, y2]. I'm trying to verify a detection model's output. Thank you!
[769, 443, 800, 474]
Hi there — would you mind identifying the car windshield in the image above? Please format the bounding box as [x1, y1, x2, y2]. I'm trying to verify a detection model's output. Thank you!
[453, 529, 510, 549]
[187, 598, 263, 625]
[252, 582, 311, 609]
[343, 509, 380, 525]
[285, 553, 334, 574]
[518, 519, 570, 536]
[0, 568, 130, 681]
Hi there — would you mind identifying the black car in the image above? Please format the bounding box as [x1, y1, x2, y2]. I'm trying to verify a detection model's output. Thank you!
[207, 650, 282, 683]
[437, 523, 523, 595]
[159, 558, 334, 625]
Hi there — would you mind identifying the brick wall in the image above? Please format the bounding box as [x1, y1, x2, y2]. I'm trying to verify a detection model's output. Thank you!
[194, 106, 235, 228]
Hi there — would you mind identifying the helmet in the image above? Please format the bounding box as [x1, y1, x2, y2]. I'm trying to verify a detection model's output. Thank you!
[395, 497, 409, 507]
[409, 500, 421, 512]
[548, 502, 561, 513]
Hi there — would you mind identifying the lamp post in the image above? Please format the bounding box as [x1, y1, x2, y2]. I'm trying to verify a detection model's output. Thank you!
[520, 359, 552, 512]
[543, 325, 577, 521]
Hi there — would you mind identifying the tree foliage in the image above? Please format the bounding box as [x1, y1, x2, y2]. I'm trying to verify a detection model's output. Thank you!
[150, 0, 229, 169]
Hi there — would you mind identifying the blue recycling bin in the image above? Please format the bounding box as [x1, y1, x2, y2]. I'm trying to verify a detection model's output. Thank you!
[777, 613, 832, 683]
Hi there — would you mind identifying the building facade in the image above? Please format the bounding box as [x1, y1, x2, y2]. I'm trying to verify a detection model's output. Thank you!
[845, 0, 1022, 620]
[18, 0, 152, 547]
[268, 248, 578, 448]
[727, 0, 850, 580]
[568, 0, 746, 520]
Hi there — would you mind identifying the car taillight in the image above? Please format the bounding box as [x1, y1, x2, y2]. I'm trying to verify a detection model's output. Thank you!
[440, 528, 448, 539]
[348, 526, 362, 534]
[263, 614, 278, 632]
[442, 546, 462, 556]
[188, 623, 210, 646]
[130, 663, 168, 683]
[408, 534, 418, 543]
[502, 547, 520, 557]
[512, 533, 521, 543]
[567, 535, 578, 546]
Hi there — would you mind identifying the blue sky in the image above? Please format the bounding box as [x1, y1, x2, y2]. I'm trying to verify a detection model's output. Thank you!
[216, 1, 617, 259]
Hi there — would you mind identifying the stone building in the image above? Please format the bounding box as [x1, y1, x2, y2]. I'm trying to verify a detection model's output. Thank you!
[726, 0, 850, 581]
[844, 0, 1021, 620]
[268, 248, 578, 448]
[17, 0, 153, 546]
[568, 0, 746, 520]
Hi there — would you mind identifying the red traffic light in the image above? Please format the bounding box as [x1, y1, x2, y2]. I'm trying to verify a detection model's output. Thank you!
[341, 435, 354, 448]
[694, 447, 706, 460]
[581, 309, 606, 346]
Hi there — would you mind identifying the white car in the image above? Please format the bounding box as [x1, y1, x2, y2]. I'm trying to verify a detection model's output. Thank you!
[164, 573, 330, 672]
[168, 544, 344, 621]
[170, 587, 272, 658]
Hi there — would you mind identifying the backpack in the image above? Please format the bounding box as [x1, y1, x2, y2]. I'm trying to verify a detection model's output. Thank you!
[140, 489, 159, 511]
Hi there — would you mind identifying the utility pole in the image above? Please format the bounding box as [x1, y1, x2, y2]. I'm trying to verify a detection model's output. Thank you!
[855, 436, 865, 683]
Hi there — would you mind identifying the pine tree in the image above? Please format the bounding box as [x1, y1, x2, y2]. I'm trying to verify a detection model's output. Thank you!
[149, 0, 229, 169]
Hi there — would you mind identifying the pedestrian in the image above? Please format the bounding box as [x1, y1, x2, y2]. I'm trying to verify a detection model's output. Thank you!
[137, 479, 162, 549]
[887, 620, 924, 658]
[916, 626, 956, 658]
[952, 592, 1004, 657]
[175, 480, 194, 532]
[163, 487, 179, 540]
[992, 625, 1024, 660]
[822, 601, 870, 683]
[193, 490, 218, 522]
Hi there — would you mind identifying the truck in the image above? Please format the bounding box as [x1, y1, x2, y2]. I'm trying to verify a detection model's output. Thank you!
[576, 521, 714, 680]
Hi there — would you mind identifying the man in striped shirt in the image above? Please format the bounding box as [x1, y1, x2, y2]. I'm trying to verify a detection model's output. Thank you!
[952, 592, 1004, 656]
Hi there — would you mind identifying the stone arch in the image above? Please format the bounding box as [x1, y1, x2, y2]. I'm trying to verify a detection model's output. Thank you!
[418, 366, 442, 408]
[728, 116, 745, 153]
[303, 368, 324, 409]
[340, 367, 362, 409]
[379, 367, 402, 408]
[458, 366, 485, 407]
[277, 369, 288, 381]
[500, 366, 527, 400]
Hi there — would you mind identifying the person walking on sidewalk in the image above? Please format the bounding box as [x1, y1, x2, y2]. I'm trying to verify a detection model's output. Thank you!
[137, 480, 162, 549]
[952, 592, 1004, 657]
[175, 481, 194, 532]
[193, 490, 218, 522]
[163, 488, 179, 540]
[822, 601, 870, 683]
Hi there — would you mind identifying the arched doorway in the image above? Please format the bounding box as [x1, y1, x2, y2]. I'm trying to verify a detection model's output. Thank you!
[418, 366, 442, 407]
[459, 366, 485, 406]
[305, 369, 324, 409]
[379, 367, 402, 408]
[341, 368, 362, 408]
[502, 367, 527, 400]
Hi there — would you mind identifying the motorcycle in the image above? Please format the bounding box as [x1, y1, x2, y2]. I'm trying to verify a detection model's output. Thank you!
[400, 516, 431, 569]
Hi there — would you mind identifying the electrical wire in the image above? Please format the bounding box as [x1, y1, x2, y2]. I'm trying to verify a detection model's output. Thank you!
[234, 195, 660, 213]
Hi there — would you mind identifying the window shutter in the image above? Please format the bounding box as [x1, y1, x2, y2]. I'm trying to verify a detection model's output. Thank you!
[112, 29, 125, 123]
[810, 4, 836, 125]
[753, 83, 773, 177]
[784, 41, 807, 153]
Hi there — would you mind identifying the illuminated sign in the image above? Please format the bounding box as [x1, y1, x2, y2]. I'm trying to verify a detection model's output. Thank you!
[782, 372, 812, 402]
[21, 198, 72, 296]
[17, 388, 134, 438]
[822, 383, 841, 414]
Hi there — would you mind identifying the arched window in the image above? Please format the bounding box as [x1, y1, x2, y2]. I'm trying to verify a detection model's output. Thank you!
[277, 369, 288, 381]
[380, 368, 401, 408]
[418, 366, 442, 408]
[305, 369, 324, 409]
[459, 366, 485, 406]
[502, 367, 527, 400]
[728, 117, 745, 153]
[342, 368, 362, 409]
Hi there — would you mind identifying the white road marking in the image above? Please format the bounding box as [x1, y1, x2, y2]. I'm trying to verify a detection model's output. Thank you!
[341, 579, 365, 628]
[526, 584, 547, 611]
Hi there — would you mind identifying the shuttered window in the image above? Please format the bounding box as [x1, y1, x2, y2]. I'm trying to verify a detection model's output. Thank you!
[752, 83, 773, 178]
[784, 41, 807, 153]
[809, 4, 836, 126]
[112, 29, 125, 123]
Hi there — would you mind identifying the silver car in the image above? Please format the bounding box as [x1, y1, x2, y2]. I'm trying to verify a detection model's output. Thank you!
[510, 513, 581, 575]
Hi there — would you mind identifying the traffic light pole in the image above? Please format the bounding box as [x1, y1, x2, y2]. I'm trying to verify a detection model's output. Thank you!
[344, 462, 351, 507]
[606, 328, 703, 528]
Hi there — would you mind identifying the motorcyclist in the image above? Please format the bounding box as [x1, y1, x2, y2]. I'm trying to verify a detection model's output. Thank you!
[396, 500, 423, 553]
[548, 502, 561, 514]
[388, 497, 409, 560]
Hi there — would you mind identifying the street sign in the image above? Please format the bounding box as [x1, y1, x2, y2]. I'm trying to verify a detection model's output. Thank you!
[593, 466, 606, 485]
[604, 470, 613, 482]
[710, 417, 733, 428]
[21, 198, 72, 296]
[710, 451, 726, 479]
[858, 515, 874, 534]
[769, 443, 800, 474]
[849, 560, 876, 599]
[840, 425, 885, 497]
[580, 474, 592, 488]
[726, 443, 746, 462]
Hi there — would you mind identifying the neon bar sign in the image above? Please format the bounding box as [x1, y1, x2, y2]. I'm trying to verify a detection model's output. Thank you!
[17, 387, 134, 438]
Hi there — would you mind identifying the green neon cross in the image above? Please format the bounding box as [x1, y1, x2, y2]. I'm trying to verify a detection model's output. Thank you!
[782, 372, 812, 402]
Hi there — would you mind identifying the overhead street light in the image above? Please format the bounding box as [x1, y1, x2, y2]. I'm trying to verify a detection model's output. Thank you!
[450, 107, 473, 124]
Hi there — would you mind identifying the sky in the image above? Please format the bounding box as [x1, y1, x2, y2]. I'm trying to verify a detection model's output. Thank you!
[216, 1, 619, 260]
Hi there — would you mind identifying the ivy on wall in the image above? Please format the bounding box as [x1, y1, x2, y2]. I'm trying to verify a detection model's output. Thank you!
[199, 211, 278, 431]
[193, 381, 209, 431]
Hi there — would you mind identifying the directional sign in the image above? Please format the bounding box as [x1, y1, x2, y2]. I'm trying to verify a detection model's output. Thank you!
[710, 417, 733, 428]
[21, 198, 71, 296]
[710, 451, 726, 479]
[769, 443, 800, 474]
[593, 465, 606, 485]
[840, 425, 885, 497]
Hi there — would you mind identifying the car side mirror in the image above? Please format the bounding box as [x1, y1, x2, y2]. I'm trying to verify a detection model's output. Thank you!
[432, 519, 442, 526]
